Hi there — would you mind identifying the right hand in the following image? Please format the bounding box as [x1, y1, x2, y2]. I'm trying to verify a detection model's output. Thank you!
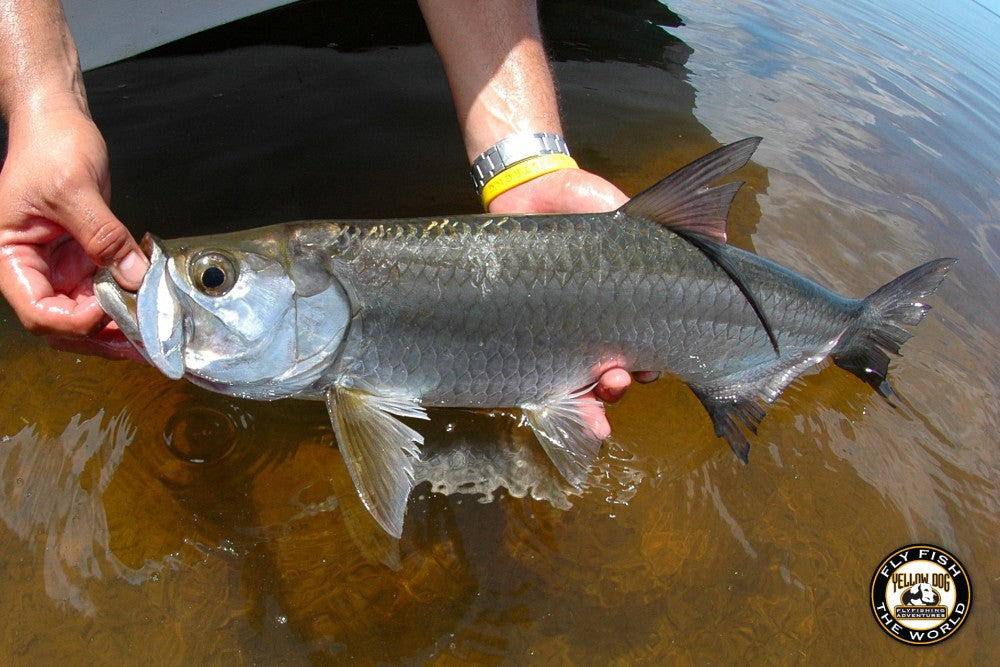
[0, 101, 148, 358]
[489, 167, 660, 439]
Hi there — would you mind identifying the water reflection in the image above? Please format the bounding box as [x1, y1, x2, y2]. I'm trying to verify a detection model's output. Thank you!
[1, 410, 145, 615]
[0, 339, 618, 616]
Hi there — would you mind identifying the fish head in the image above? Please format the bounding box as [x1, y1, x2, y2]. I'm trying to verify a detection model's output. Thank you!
[95, 230, 351, 399]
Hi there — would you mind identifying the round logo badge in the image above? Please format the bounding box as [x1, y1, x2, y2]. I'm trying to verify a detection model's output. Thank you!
[870, 544, 971, 645]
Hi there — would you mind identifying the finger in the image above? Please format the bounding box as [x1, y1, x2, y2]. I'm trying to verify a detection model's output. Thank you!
[0, 248, 108, 336]
[24, 293, 108, 337]
[578, 389, 612, 440]
[595, 367, 632, 403]
[110, 248, 149, 291]
[66, 186, 148, 290]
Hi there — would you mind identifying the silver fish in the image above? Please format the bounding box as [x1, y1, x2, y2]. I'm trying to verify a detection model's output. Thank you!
[95, 138, 955, 536]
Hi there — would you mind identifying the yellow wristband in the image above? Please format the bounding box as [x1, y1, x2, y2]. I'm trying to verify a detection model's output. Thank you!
[480, 153, 579, 209]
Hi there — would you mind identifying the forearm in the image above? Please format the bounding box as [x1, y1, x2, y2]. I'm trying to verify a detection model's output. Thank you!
[0, 0, 87, 123]
[417, 0, 562, 161]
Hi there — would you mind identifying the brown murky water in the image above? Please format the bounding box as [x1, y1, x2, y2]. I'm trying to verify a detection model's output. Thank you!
[1, 0, 998, 663]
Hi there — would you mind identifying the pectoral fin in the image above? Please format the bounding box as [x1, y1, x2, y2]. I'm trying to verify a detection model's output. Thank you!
[325, 385, 428, 538]
[522, 390, 605, 490]
[329, 447, 402, 570]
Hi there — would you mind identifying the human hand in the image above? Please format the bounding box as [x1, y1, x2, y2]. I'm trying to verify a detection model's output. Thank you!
[0, 103, 148, 359]
[488, 166, 629, 215]
[488, 167, 659, 439]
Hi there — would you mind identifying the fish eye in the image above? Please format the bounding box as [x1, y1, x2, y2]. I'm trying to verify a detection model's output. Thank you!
[189, 251, 238, 296]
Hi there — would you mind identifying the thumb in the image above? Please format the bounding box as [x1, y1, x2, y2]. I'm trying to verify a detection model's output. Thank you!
[72, 187, 149, 290]
[111, 247, 149, 291]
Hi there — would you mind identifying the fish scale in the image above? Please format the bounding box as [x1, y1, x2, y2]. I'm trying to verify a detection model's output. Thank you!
[340, 216, 648, 402]
[94, 137, 955, 537]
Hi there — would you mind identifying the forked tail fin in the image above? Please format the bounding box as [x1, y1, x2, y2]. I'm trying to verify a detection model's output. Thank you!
[832, 258, 956, 398]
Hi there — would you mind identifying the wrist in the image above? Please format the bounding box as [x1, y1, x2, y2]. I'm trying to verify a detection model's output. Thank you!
[487, 168, 576, 213]
[3, 78, 90, 127]
[487, 167, 629, 215]
[3, 94, 93, 162]
[472, 132, 578, 209]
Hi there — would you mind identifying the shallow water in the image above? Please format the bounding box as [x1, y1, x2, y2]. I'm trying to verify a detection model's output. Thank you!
[1, 0, 998, 663]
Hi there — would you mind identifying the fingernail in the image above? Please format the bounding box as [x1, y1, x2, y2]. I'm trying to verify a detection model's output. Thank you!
[115, 250, 149, 289]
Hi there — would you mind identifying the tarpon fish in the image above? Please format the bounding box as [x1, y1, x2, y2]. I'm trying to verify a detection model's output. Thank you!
[95, 138, 954, 536]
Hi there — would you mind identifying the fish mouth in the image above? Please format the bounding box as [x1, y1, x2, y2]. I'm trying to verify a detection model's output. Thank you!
[94, 249, 144, 354]
[94, 234, 186, 379]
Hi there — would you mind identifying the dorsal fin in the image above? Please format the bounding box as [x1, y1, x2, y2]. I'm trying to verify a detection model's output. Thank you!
[619, 136, 762, 243]
[619, 137, 779, 354]
[684, 235, 780, 355]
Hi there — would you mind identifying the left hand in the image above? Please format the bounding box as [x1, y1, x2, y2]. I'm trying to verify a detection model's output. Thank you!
[488, 167, 659, 439]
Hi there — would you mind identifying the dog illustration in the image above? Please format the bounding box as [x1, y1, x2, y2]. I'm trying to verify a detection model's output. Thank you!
[901, 583, 940, 606]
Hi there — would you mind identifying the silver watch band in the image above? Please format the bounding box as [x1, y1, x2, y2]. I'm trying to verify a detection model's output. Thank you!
[471, 132, 571, 194]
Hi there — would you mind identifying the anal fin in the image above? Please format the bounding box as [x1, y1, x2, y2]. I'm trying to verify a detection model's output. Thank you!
[690, 339, 838, 462]
[522, 389, 605, 489]
[325, 385, 429, 538]
[689, 387, 765, 463]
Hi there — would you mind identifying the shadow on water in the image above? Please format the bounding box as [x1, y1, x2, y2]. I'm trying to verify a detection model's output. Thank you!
[80, 0, 765, 244]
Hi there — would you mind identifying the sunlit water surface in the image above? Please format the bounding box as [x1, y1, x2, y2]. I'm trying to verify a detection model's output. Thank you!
[1, 0, 998, 663]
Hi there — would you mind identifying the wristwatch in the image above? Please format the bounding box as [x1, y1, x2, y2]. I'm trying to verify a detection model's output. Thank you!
[470, 132, 572, 195]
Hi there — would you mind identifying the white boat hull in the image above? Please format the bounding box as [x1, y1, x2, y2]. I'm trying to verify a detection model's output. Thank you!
[64, 0, 295, 70]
